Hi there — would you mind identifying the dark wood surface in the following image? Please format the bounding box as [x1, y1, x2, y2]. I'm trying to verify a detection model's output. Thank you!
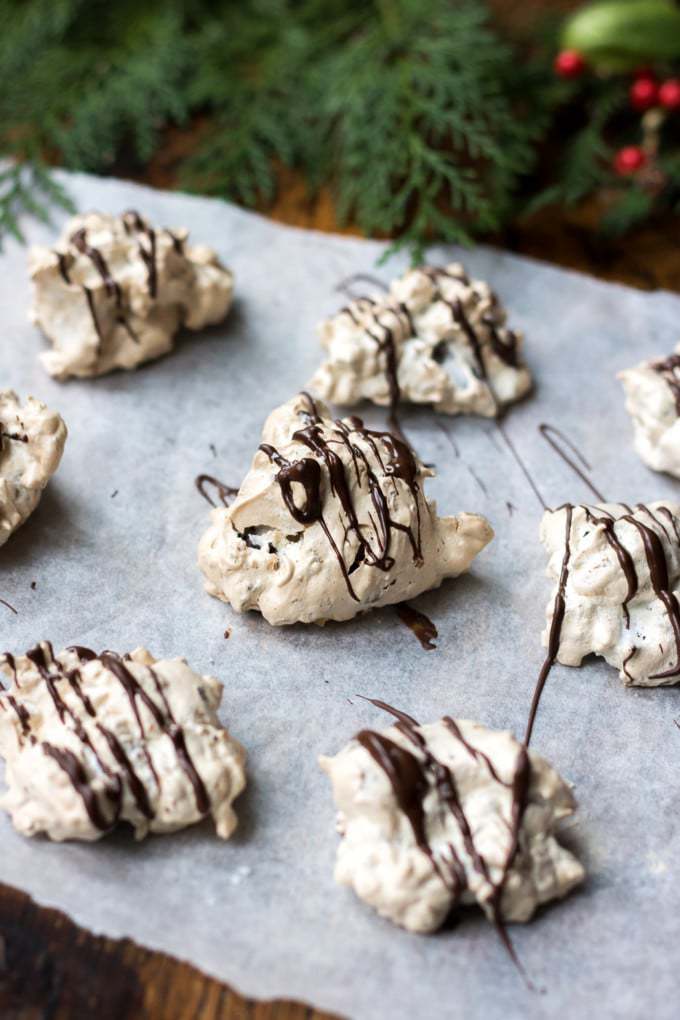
[0, 882, 337, 1020]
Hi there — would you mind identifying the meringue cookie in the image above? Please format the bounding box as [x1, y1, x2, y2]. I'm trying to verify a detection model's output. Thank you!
[0, 390, 67, 548]
[541, 501, 680, 685]
[619, 348, 680, 478]
[320, 704, 583, 934]
[29, 210, 234, 379]
[0, 643, 246, 842]
[198, 393, 493, 625]
[310, 263, 531, 418]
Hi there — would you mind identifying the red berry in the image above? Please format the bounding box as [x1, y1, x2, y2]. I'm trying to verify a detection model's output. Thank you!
[629, 76, 658, 111]
[659, 78, 680, 110]
[554, 49, 586, 79]
[614, 146, 647, 175]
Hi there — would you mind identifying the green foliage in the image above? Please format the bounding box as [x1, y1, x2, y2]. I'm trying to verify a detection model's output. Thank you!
[0, 160, 74, 250]
[2, 0, 679, 251]
[0, 0, 552, 256]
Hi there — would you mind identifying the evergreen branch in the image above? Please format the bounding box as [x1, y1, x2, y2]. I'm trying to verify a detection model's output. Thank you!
[0, 161, 74, 249]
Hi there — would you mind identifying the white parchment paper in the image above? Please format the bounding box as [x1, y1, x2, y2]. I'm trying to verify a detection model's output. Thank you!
[1, 171, 679, 1020]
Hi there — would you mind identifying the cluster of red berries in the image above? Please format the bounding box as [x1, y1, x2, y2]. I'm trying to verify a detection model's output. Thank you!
[554, 50, 680, 176]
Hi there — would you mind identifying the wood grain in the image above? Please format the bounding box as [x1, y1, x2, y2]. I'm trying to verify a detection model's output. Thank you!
[0, 882, 339, 1020]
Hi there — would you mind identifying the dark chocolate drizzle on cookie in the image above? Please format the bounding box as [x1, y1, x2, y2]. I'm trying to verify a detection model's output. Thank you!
[493, 423, 680, 741]
[0, 642, 211, 832]
[526, 501, 680, 744]
[122, 210, 158, 298]
[339, 264, 521, 435]
[258, 393, 424, 602]
[57, 210, 173, 352]
[356, 698, 531, 982]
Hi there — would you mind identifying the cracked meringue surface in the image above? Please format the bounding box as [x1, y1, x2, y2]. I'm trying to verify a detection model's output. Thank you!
[320, 707, 583, 934]
[0, 390, 67, 548]
[309, 263, 531, 418]
[541, 501, 680, 686]
[0, 643, 247, 842]
[29, 210, 234, 379]
[619, 348, 680, 478]
[198, 393, 493, 625]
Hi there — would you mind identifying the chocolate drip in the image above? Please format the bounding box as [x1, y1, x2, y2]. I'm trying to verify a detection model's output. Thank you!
[356, 730, 432, 857]
[1, 653, 17, 684]
[56, 252, 72, 284]
[83, 287, 103, 349]
[482, 314, 520, 368]
[526, 501, 680, 741]
[357, 700, 531, 981]
[195, 474, 239, 508]
[0, 430, 28, 445]
[101, 653, 210, 812]
[71, 228, 122, 307]
[396, 604, 438, 650]
[538, 424, 605, 503]
[337, 265, 514, 434]
[525, 505, 573, 745]
[583, 507, 637, 628]
[96, 724, 153, 819]
[122, 211, 157, 297]
[165, 229, 184, 255]
[0, 644, 212, 830]
[259, 395, 423, 602]
[652, 353, 680, 415]
[447, 298, 488, 385]
[42, 742, 112, 832]
[7, 696, 30, 736]
[71, 225, 142, 345]
[621, 516, 680, 680]
[364, 306, 407, 436]
[442, 716, 505, 785]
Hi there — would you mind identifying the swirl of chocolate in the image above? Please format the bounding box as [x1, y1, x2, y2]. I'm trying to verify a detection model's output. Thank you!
[258, 395, 424, 601]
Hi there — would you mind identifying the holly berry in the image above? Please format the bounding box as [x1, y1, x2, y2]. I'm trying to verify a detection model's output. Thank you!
[629, 76, 658, 111]
[659, 78, 680, 111]
[554, 49, 586, 79]
[614, 146, 647, 175]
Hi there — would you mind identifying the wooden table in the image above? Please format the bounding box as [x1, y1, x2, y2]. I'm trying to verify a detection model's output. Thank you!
[3, 152, 679, 1020]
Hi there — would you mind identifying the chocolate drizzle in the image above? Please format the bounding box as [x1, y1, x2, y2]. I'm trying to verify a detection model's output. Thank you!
[357, 699, 531, 981]
[60, 219, 149, 350]
[652, 353, 680, 415]
[340, 265, 521, 435]
[258, 394, 424, 602]
[0, 598, 17, 616]
[195, 474, 239, 508]
[122, 210, 158, 298]
[526, 501, 680, 743]
[56, 210, 170, 351]
[395, 604, 438, 650]
[525, 505, 573, 746]
[0, 642, 212, 832]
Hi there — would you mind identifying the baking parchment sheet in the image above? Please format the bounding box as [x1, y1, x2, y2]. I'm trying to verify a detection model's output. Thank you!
[1, 171, 679, 1020]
